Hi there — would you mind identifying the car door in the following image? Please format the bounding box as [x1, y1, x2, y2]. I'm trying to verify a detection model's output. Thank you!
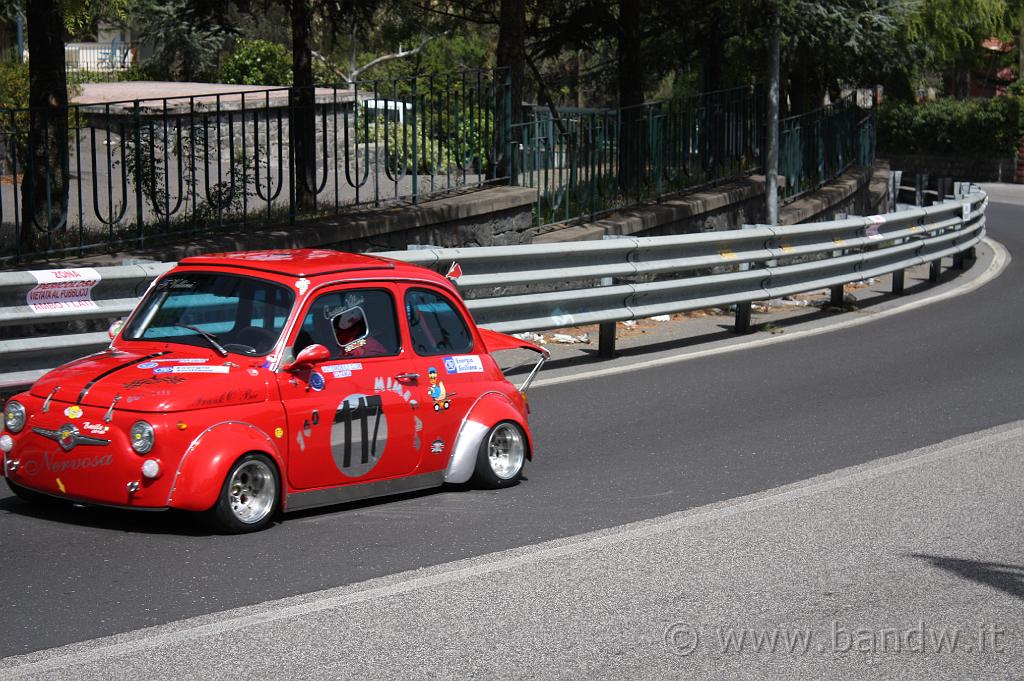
[400, 285, 483, 474]
[278, 283, 420, 490]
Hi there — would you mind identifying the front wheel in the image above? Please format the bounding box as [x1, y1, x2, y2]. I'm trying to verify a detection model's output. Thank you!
[472, 421, 527, 489]
[207, 453, 280, 533]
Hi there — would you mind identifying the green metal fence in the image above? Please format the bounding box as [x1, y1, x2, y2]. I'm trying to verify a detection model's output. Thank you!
[778, 93, 877, 202]
[512, 86, 765, 226]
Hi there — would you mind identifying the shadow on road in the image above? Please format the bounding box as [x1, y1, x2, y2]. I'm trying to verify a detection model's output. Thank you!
[910, 553, 1024, 600]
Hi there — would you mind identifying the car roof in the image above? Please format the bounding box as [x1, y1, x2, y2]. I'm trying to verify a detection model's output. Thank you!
[176, 249, 440, 282]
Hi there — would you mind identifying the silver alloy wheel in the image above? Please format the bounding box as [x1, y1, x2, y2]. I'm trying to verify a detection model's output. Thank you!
[486, 423, 525, 480]
[228, 459, 276, 524]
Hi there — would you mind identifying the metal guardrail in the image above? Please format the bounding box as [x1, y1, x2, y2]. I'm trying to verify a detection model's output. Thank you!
[0, 188, 987, 393]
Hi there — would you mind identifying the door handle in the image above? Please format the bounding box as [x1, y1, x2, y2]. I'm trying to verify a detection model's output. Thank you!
[395, 372, 420, 383]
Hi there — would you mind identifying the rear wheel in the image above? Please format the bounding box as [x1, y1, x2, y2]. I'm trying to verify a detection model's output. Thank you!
[207, 453, 280, 533]
[472, 421, 527, 489]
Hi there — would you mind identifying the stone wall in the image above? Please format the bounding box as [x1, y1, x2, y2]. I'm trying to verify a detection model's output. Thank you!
[880, 153, 1016, 183]
[533, 160, 889, 244]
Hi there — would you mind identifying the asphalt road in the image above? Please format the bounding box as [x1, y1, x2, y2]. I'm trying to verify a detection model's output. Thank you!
[2, 193, 1023, 674]
[4, 420, 1022, 680]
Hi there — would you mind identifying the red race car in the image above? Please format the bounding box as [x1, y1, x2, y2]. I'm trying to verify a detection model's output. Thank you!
[0, 250, 547, 533]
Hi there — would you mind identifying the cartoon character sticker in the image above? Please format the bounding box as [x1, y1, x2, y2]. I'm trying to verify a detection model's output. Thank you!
[427, 367, 452, 411]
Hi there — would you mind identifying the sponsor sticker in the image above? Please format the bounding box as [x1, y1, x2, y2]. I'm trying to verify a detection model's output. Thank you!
[309, 372, 325, 391]
[82, 421, 109, 435]
[26, 268, 101, 314]
[332, 370, 353, 378]
[64, 405, 83, 419]
[866, 215, 885, 240]
[296, 277, 311, 295]
[323, 363, 362, 373]
[442, 355, 484, 374]
[247, 368, 260, 376]
[430, 439, 445, 454]
[153, 357, 208, 364]
[137, 361, 158, 370]
[153, 365, 230, 375]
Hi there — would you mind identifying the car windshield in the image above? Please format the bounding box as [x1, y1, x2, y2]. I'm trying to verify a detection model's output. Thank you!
[123, 272, 295, 356]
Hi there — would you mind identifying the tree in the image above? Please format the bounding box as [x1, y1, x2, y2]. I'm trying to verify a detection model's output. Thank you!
[133, 0, 233, 81]
[289, 0, 316, 211]
[21, 0, 70, 252]
[494, 0, 526, 180]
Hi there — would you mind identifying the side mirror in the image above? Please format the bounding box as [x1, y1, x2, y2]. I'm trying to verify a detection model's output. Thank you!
[283, 343, 330, 371]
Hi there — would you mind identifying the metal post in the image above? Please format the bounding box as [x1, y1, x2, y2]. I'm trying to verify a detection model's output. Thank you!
[830, 285, 844, 307]
[765, 11, 780, 227]
[734, 301, 752, 334]
[16, 12, 25, 63]
[891, 270, 905, 294]
[598, 315, 616, 358]
[914, 173, 925, 207]
[929, 260, 941, 282]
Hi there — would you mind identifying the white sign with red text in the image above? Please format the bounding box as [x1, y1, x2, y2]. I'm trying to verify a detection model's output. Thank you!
[26, 268, 102, 313]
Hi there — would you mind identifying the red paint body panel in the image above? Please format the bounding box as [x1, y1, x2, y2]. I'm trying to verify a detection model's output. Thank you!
[2, 250, 538, 517]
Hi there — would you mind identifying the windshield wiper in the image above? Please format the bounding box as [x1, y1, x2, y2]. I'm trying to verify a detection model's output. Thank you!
[174, 324, 228, 357]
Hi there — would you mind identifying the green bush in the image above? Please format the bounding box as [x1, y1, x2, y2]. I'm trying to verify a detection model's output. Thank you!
[878, 97, 1020, 157]
[220, 39, 292, 87]
[0, 61, 29, 111]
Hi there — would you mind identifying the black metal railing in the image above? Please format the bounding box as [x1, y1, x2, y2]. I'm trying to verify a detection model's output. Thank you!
[0, 68, 511, 261]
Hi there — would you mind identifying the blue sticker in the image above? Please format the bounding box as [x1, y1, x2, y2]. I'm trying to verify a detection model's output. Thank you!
[153, 367, 173, 374]
[443, 357, 457, 373]
[137, 362, 158, 369]
[310, 372, 325, 391]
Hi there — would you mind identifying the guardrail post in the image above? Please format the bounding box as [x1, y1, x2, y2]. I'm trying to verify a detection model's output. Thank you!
[830, 285, 844, 307]
[598, 306, 616, 358]
[889, 170, 902, 212]
[891, 269, 905, 294]
[928, 260, 942, 282]
[915, 173, 928, 207]
[733, 223, 758, 334]
[598, 233, 628, 357]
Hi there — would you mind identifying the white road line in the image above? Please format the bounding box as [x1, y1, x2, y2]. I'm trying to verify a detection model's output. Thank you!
[4, 419, 1022, 676]
[532, 237, 1010, 388]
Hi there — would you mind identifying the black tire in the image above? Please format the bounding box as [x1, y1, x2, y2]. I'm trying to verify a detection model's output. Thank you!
[6, 478, 57, 504]
[471, 421, 527, 489]
[206, 453, 280, 534]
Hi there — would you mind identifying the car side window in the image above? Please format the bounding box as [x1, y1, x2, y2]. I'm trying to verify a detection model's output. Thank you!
[293, 289, 400, 359]
[405, 288, 473, 356]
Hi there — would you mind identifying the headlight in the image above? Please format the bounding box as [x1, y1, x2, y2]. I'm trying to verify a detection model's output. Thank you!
[4, 401, 26, 433]
[130, 421, 155, 454]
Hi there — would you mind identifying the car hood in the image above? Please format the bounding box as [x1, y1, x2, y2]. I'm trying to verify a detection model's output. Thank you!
[30, 347, 271, 413]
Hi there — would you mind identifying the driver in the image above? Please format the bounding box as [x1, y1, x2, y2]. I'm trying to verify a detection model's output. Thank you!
[332, 306, 388, 357]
